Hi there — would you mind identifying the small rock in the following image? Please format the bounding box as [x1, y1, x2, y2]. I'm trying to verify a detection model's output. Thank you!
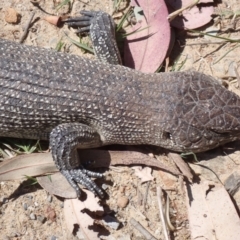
[117, 196, 129, 208]
[47, 195, 52, 203]
[37, 215, 46, 224]
[10, 232, 17, 238]
[30, 213, 36, 220]
[102, 184, 108, 190]
[102, 215, 120, 230]
[28, 206, 34, 211]
[23, 203, 28, 210]
[25, 195, 33, 199]
[5, 8, 20, 24]
[0, 196, 8, 204]
[51, 236, 57, 240]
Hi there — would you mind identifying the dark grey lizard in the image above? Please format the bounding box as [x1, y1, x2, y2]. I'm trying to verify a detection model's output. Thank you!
[1, 11, 240, 198]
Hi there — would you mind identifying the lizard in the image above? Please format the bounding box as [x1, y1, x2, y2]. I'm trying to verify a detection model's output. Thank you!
[1, 10, 240, 198]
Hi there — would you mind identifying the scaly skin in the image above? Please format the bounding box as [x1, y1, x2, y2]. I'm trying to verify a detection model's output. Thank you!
[1, 12, 240, 197]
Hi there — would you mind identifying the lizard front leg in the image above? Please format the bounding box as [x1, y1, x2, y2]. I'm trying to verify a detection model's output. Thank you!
[64, 10, 122, 65]
[49, 123, 104, 198]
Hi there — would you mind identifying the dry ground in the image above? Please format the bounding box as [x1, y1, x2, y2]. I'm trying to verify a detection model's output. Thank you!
[0, 0, 240, 239]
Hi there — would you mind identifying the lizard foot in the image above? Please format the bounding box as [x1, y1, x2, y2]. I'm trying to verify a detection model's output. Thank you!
[61, 168, 105, 199]
[63, 10, 121, 64]
[50, 123, 105, 199]
[63, 10, 98, 34]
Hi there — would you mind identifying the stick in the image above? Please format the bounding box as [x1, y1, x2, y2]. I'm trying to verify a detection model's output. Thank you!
[19, 12, 35, 43]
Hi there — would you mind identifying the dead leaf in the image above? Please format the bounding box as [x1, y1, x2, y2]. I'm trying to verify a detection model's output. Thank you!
[168, 152, 193, 181]
[186, 181, 240, 239]
[37, 150, 172, 198]
[64, 192, 104, 240]
[37, 172, 77, 199]
[167, 0, 214, 29]
[224, 170, 240, 196]
[0, 150, 179, 182]
[124, 0, 170, 73]
[132, 166, 154, 183]
[78, 149, 180, 175]
[0, 150, 179, 197]
[0, 152, 57, 180]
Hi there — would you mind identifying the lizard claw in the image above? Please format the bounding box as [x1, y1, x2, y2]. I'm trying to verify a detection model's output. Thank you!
[61, 168, 105, 199]
[63, 10, 97, 33]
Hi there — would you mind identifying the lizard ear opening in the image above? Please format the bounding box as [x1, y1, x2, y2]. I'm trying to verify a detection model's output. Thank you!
[162, 131, 172, 140]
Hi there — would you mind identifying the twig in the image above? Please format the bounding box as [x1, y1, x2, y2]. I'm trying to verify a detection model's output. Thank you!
[231, 13, 237, 24]
[187, 29, 240, 43]
[165, 57, 170, 72]
[213, 44, 240, 64]
[169, 153, 193, 182]
[185, 41, 229, 46]
[143, 181, 150, 210]
[30, 0, 41, 4]
[19, 12, 35, 43]
[157, 186, 170, 240]
[223, 151, 239, 165]
[165, 194, 175, 231]
[167, 0, 199, 21]
[234, 67, 240, 88]
[130, 218, 157, 240]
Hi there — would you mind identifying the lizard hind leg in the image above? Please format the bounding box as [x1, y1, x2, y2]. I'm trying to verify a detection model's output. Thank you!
[49, 123, 104, 198]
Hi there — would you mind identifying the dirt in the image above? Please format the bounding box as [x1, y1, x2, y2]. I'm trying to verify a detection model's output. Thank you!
[0, 0, 240, 240]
